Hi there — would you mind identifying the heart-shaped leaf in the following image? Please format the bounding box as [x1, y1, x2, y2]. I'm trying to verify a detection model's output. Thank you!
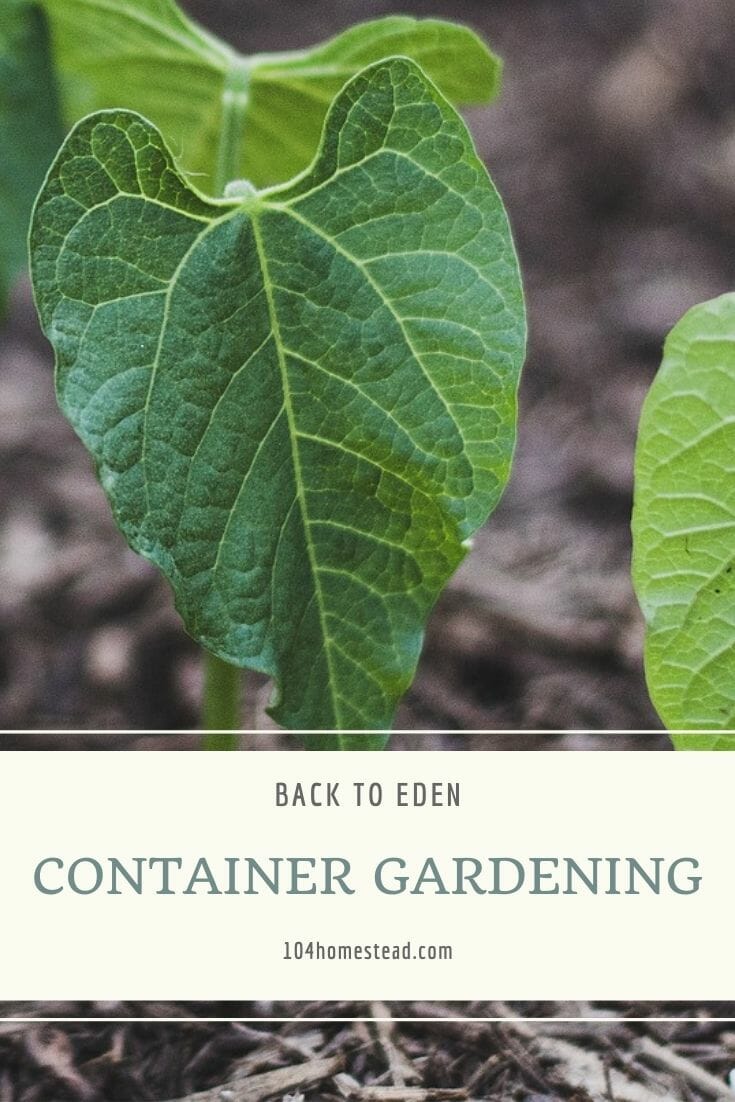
[41, 1, 501, 187]
[632, 293, 735, 739]
[0, 0, 62, 316]
[31, 58, 525, 731]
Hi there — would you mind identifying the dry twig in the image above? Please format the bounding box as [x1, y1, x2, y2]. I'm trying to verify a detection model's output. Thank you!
[370, 1003, 420, 1087]
[342, 1089, 466, 1102]
[637, 1036, 735, 1100]
[535, 1036, 678, 1102]
[161, 1054, 343, 1102]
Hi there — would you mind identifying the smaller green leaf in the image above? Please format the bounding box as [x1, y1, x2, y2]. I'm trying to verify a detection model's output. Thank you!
[0, 0, 62, 316]
[40, 1, 501, 188]
[632, 293, 735, 735]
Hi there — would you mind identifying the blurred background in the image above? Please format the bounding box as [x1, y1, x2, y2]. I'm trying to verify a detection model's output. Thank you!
[3, 0, 734, 744]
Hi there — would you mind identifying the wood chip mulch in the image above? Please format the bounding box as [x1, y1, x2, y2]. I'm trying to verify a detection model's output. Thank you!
[1, 1003, 735, 1102]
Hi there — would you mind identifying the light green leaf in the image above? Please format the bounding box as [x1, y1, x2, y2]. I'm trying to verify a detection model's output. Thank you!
[40, 1, 501, 187]
[632, 293, 735, 738]
[0, 0, 62, 316]
[244, 17, 501, 187]
[30, 58, 525, 732]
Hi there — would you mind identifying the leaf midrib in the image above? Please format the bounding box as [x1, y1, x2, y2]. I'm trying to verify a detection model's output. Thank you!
[250, 211, 342, 730]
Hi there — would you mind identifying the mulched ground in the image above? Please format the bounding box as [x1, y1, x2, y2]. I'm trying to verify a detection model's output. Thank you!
[3, 0, 735, 736]
[2, 1004, 735, 1101]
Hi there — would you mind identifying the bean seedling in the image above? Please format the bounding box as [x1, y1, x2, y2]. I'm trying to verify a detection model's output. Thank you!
[24, 1, 526, 747]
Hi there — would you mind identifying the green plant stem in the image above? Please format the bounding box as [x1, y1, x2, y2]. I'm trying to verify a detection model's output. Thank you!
[214, 60, 251, 195]
[202, 652, 241, 748]
[200, 67, 252, 748]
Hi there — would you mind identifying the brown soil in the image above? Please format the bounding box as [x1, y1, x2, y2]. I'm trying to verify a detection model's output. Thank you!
[3, 0, 734, 738]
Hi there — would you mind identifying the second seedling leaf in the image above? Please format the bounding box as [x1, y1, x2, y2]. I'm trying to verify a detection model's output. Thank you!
[41, 1, 502, 188]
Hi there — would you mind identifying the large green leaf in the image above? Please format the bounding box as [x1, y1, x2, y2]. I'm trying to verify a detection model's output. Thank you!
[30, 58, 525, 731]
[0, 0, 62, 316]
[632, 293, 735, 739]
[40, 1, 501, 187]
